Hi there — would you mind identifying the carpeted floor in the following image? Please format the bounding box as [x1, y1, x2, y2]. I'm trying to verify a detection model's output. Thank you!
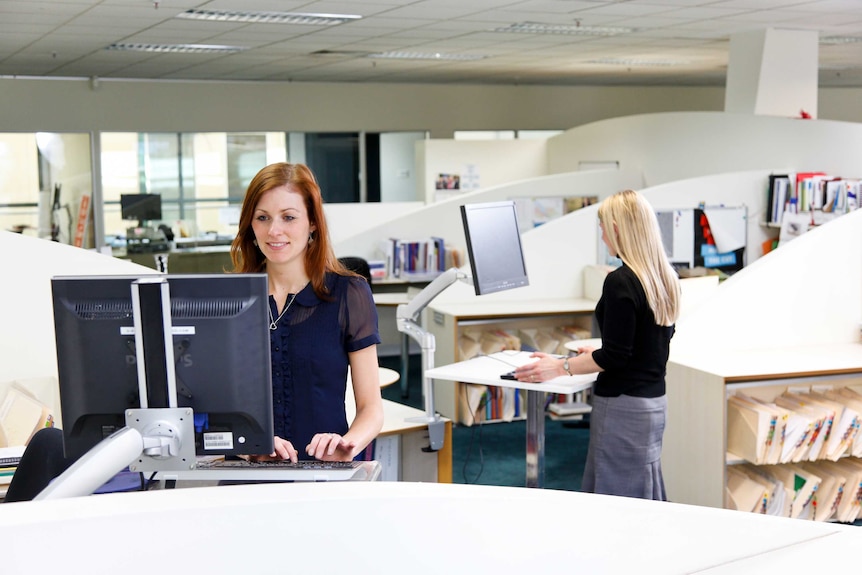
[380, 354, 590, 491]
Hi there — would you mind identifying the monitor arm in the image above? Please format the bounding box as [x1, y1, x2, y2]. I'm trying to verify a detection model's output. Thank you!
[396, 267, 472, 452]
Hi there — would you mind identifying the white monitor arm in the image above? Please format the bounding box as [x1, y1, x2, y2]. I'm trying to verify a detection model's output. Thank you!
[395, 267, 472, 452]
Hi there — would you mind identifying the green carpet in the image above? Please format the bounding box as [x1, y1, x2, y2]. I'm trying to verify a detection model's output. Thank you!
[380, 354, 589, 491]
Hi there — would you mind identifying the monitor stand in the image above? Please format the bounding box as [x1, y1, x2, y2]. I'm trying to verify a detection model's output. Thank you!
[396, 267, 472, 452]
[35, 277, 197, 500]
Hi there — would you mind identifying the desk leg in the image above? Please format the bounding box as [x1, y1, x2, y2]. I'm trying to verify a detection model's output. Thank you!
[525, 389, 545, 488]
[399, 333, 409, 399]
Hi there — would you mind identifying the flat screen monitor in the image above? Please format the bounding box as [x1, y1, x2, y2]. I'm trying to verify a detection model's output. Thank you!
[120, 193, 162, 225]
[460, 200, 530, 295]
[51, 273, 274, 461]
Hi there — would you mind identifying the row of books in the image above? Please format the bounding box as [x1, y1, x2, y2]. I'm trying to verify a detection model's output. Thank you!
[727, 459, 862, 522]
[376, 237, 462, 281]
[767, 172, 860, 225]
[728, 388, 862, 466]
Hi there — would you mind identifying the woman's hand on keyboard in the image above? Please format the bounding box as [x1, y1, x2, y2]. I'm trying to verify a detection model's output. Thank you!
[306, 432, 357, 461]
[248, 435, 298, 462]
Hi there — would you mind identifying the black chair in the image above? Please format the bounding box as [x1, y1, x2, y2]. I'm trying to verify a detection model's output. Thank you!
[339, 256, 372, 283]
[5, 427, 74, 502]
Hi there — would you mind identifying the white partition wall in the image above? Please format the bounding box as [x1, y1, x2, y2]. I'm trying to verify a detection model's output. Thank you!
[433, 169, 785, 308]
[1, 232, 157, 423]
[332, 167, 642, 264]
[672, 207, 862, 357]
[546, 112, 862, 186]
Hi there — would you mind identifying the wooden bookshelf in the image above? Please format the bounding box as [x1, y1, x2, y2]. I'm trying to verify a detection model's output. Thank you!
[664, 345, 862, 511]
[425, 298, 596, 424]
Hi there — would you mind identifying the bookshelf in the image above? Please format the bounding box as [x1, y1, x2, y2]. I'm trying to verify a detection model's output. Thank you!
[664, 346, 862, 513]
[662, 207, 862, 515]
[425, 298, 596, 424]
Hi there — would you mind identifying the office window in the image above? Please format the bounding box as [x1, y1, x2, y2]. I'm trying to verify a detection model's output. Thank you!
[0, 132, 93, 246]
[454, 130, 516, 140]
[101, 132, 287, 241]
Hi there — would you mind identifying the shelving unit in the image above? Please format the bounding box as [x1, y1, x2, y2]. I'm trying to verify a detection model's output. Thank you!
[664, 345, 862, 510]
[425, 298, 596, 424]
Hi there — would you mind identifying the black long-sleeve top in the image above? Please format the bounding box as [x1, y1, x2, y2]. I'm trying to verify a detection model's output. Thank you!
[591, 264, 675, 398]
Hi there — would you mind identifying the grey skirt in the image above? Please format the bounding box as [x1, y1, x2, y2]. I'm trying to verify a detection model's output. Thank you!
[581, 393, 667, 501]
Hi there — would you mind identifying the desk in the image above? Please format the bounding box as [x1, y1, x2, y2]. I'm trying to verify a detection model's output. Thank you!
[426, 351, 596, 488]
[2, 481, 859, 574]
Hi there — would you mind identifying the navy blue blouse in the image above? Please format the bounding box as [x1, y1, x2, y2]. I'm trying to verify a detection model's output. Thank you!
[268, 272, 380, 459]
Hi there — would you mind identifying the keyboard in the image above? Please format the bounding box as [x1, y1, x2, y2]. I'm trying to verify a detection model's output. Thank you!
[198, 459, 363, 471]
[178, 458, 368, 482]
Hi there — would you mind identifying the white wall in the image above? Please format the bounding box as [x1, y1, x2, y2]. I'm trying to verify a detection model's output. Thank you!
[416, 139, 548, 203]
[324, 202, 422, 246]
[0, 79, 731, 136]
[546, 112, 862, 186]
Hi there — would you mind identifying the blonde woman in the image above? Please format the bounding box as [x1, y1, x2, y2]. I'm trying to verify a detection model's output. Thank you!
[514, 189, 680, 499]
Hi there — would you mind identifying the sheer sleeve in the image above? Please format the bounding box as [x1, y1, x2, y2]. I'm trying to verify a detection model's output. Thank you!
[342, 276, 381, 352]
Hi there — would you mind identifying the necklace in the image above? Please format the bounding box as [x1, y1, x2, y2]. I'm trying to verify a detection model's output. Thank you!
[269, 292, 298, 331]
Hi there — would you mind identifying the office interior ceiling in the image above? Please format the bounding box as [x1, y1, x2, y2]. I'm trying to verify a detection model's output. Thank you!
[2, 0, 862, 87]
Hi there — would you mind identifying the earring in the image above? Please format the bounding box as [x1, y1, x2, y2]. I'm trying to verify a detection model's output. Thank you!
[253, 239, 258, 246]
[308, 232, 314, 244]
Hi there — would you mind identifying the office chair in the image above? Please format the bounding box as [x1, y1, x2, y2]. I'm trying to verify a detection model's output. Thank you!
[338, 256, 372, 283]
[4, 427, 73, 502]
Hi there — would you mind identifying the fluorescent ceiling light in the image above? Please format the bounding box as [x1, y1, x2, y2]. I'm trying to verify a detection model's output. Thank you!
[106, 43, 247, 54]
[367, 51, 487, 61]
[176, 9, 361, 25]
[820, 36, 862, 45]
[494, 22, 632, 36]
[587, 57, 689, 67]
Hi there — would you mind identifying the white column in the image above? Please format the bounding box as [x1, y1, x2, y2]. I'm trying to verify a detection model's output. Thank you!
[724, 28, 819, 118]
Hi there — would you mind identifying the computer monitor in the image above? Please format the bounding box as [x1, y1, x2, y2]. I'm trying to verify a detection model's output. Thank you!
[460, 200, 530, 295]
[120, 193, 162, 227]
[51, 273, 274, 461]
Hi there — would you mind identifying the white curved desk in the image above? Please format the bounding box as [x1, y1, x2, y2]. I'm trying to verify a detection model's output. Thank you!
[1, 481, 858, 574]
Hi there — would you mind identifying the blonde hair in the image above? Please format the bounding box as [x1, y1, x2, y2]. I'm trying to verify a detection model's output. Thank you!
[598, 189, 681, 326]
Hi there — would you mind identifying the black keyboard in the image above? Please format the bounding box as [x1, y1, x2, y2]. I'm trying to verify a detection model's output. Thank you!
[197, 459, 363, 471]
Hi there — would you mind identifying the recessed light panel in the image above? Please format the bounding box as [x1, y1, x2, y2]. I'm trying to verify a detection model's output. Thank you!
[367, 51, 487, 61]
[176, 9, 361, 25]
[106, 43, 247, 54]
[494, 22, 632, 36]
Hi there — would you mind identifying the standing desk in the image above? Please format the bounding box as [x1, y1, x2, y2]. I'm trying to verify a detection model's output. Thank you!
[426, 350, 596, 488]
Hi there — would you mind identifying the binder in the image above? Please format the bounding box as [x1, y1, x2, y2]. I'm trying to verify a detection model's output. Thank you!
[727, 394, 784, 464]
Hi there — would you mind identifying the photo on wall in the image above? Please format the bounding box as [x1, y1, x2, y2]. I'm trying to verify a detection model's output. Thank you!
[435, 173, 461, 190]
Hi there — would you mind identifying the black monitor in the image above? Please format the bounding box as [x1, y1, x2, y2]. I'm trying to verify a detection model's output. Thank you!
[51, 273, 274, 461]
[460, 200, 530, 295]
[120, 193, 162, 226]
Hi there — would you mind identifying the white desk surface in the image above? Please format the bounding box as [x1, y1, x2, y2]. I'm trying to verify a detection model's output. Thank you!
[425, 350, 596, 394]
[670, 342, 862, 382]
[1, 481, 857, 574]
[372, 292, 410, 306]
